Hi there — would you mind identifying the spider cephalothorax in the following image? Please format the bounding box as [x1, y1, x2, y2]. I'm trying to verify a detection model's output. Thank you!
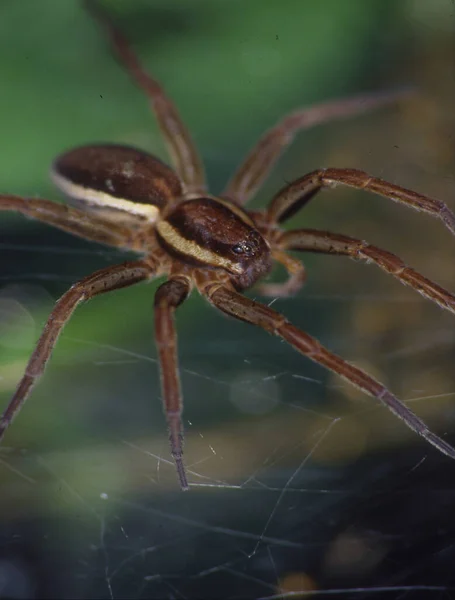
[1, 0, 455, 490]
[157, 197, 273, 290]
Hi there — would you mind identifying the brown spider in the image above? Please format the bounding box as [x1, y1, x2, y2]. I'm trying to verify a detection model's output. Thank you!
[1, 1, 455, 491]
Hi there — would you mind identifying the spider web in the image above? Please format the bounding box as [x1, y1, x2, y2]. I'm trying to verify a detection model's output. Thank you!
[1, 235, 455, 600]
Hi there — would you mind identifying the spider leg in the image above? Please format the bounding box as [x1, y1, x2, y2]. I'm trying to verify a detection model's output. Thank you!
[258, 249, 306, 298]
[0, 195, 136, 250]
[84, 0, 206, 194]
[205, 283, 455, 460]
[0, 260, 155, 442]
[266, 168, 455, 235]
[154, 277, 192, 490]
[279, 228, 455, 314]
[224, 89, 411, 205]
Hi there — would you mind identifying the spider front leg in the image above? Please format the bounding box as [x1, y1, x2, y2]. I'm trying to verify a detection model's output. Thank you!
[154, 277, 192, 490]
[266, 169, 455, 237]
[278, 229, 455, 315]
[0, 261, 155, 442]
[206, 283, 455, 460]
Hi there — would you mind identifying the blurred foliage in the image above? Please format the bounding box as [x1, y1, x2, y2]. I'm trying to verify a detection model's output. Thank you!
[1, 0, 400, 193]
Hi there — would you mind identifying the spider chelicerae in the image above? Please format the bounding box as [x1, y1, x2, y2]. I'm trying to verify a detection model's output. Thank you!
[1, 1, 455, 490]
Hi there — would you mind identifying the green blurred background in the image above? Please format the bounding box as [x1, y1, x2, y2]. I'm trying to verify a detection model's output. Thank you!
[1, 1, 455, 597]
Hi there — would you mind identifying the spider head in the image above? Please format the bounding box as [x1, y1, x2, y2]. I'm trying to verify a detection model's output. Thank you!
[156, 196, 272, 290]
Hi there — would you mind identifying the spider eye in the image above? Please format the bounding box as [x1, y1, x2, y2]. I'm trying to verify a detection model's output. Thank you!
[232, 242, 254, 256]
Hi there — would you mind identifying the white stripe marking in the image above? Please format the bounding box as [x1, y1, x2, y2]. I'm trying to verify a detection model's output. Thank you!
[51, 170, 160, 221]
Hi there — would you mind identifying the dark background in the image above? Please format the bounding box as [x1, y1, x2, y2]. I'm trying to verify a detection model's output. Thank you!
[1, 0, 455, 598]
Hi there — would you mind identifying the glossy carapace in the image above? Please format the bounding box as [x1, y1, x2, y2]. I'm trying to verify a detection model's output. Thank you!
[157, 196, 272, 290]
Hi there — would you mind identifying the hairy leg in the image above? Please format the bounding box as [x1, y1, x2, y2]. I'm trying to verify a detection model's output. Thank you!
[205, 283, 455, 459]
[0, 260, 155, 440]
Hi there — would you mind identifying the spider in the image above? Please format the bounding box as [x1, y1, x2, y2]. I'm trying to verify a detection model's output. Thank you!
[1, 1, 455, 491]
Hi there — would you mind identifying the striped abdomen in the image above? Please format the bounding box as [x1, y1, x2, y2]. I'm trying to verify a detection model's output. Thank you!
[51, 144, 183, 224]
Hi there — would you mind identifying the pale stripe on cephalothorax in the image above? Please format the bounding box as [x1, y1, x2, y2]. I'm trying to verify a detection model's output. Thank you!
[51, 170, 160, 221]
[156, 220, 243, 274]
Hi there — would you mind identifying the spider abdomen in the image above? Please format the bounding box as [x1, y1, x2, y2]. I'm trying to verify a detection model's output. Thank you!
[51, 144, 182, 223]
[156, 197, 272, 289]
